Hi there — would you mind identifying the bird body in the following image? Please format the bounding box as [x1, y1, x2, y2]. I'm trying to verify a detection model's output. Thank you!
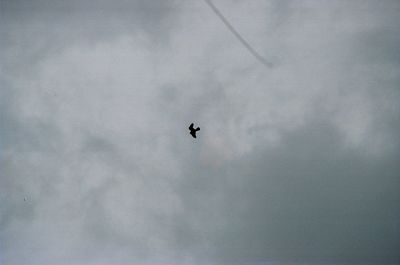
[189, 123, 200, 138]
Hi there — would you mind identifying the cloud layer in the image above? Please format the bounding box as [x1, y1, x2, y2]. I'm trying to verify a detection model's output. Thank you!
[1, 0, 400, 264]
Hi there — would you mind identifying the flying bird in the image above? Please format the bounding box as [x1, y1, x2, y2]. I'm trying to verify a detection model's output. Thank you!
[189, 123, 200, 138]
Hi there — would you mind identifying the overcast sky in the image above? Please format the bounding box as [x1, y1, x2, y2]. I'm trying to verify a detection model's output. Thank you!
[1, 0, 400, 264]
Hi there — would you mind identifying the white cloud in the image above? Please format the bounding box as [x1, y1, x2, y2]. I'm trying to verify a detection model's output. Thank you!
[1, 0, 399, 264]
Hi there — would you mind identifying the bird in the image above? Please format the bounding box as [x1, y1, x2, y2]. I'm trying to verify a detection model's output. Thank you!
[189, 123, 200, 138]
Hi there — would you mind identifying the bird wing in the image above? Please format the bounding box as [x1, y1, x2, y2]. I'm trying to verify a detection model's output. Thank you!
[189, 123, 194, 130]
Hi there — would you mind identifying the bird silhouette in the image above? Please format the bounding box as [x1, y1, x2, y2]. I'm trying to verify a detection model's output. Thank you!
[189, 123, 200, 138]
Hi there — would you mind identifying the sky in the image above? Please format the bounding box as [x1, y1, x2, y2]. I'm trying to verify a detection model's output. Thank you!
[1, 0, 400, 264]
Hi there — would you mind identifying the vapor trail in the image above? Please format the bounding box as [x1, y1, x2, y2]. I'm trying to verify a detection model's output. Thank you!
[203, 0, 273, 68]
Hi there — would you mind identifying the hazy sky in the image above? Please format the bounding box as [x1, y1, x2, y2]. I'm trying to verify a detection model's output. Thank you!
[1, 0, 399, 264]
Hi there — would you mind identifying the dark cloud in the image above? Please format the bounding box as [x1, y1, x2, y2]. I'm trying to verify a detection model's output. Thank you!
[1, 0, 400, 264]
[194, 122, 400, 264]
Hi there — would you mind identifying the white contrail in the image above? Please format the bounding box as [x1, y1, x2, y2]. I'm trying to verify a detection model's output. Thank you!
[203, 0, 273, 68]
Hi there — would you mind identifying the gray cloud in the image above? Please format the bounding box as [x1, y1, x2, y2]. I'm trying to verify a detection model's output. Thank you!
[1, 0, 400, 264]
